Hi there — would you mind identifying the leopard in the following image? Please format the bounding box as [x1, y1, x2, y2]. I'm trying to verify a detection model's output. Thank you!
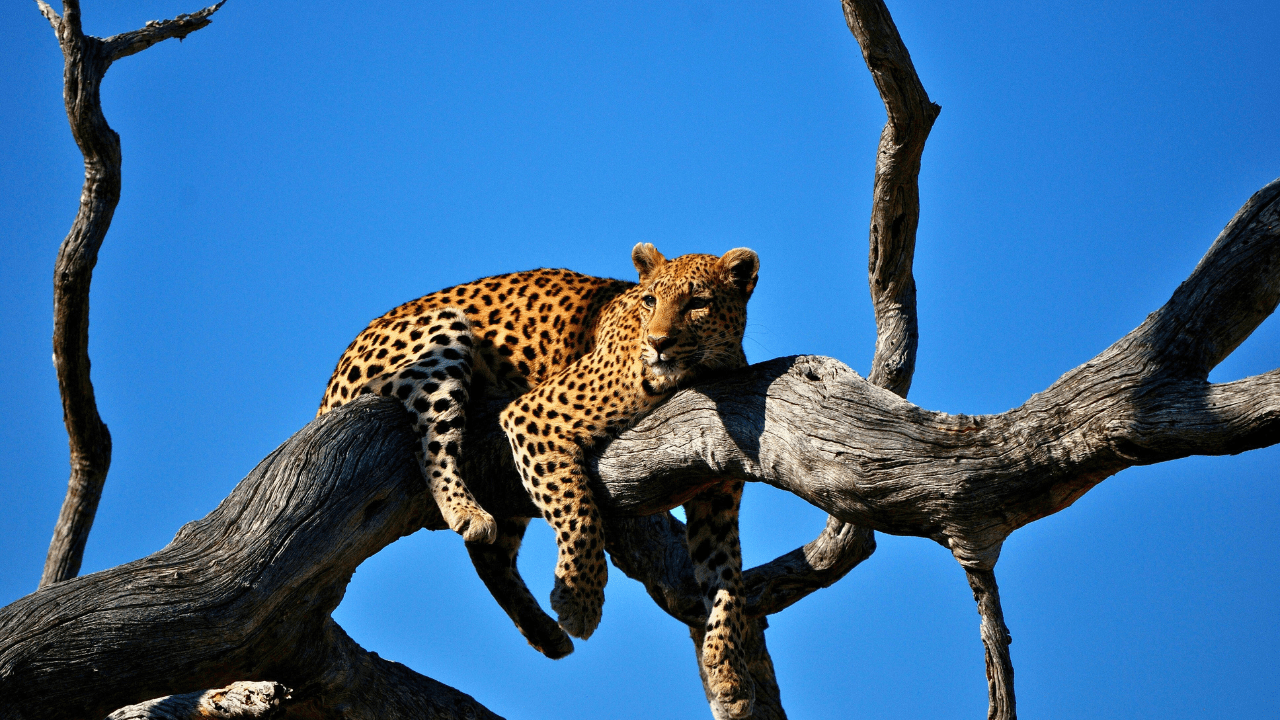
[318, 244, 760, 717]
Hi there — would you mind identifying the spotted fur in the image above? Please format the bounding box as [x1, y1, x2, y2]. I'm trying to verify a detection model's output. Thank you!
[319, 244, 760, 717]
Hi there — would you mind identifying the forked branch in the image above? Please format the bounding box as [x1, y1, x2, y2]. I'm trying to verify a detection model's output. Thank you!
[36, 0, 225, 588]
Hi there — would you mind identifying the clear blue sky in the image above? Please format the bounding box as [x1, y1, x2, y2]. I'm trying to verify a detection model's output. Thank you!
[2, 2, 1278, 718]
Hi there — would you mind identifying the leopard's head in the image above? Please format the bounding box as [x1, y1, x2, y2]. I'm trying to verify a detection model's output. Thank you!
[631, 243, 759, 385]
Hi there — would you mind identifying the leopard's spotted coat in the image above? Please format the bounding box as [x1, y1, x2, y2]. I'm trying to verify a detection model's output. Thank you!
[319, 245, 759, 716]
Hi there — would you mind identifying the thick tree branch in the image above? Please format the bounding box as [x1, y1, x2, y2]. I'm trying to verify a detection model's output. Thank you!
[1120, 370, 1280, 458]
[37, 0, 224, 588]
[574, 170, 1278, 551]
[0, 401, 497, 720]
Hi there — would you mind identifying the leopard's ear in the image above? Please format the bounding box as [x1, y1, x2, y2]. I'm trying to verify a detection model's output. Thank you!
[632, 243, 668, 282]
[717, 247, 759, 297]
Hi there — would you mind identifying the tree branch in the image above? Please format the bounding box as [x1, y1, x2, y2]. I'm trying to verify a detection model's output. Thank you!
[1125, 178, 1280, 378]
[604, 513, 876, 625]
[102, 2, 225, 62]
[842, 0, 939, 397]
[966, 569, 1014, 720]
[35, 1, 60, 32]
[574, 175, 1279, 550]
[105, 682, 290, 720]
[37, 0, 225, 588]
[1, 400, 497, 720]
[742, 516, 876, 617]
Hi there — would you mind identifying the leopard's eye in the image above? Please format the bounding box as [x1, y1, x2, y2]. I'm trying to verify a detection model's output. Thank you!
[642, 295, 657, 309]
[685, 297, 710, 311]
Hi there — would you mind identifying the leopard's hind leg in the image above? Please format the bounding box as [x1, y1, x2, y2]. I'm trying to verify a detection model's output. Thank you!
[363, 308, 497, 544]
[466, 517, 575, 658]
[685, 480, 754, 719]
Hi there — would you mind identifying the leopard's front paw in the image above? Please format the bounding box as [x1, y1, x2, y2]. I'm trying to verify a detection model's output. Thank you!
[550, 576, 603, 640]
[703, 639, 755, 719]
[444, 505, 498, 545]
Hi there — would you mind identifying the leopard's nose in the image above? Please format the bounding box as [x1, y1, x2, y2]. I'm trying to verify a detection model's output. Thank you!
[648, 335, 675, 352]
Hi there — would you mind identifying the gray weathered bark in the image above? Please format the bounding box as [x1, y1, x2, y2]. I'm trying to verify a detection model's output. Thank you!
[37, 0, 225, 589]
[842, 0, 938, 399]
[104, 682, 290, 720]
[1, 174, 1275, 717]
[0, 399, 499, 720]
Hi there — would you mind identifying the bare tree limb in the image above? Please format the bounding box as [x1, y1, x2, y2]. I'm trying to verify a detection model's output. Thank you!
[35, 0, 60, 32]
[37, 0, 225, 589]
[105, 682, 290, 720]
[573, 170, 1279, 545]
[603, 513, 876, 626]
[102, 2, 225, 62]
[1, 400, 497, 720]
[966, 569, 1013, 720]
[1121, 177, 1280, 378]
[742, 516, 876, 618]
[843, 0, 939, 397]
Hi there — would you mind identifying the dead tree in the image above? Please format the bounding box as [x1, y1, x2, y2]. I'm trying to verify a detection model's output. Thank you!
[5, 1, 1278, 719]
[36, 0, 226, 589]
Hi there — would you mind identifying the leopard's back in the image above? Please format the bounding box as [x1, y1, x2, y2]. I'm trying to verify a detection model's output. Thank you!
[319, 269, 632, 414]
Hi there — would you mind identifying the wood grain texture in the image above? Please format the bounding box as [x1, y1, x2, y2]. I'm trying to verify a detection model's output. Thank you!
[842, 0, 938, 397]
[0, 400, 492, 720]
